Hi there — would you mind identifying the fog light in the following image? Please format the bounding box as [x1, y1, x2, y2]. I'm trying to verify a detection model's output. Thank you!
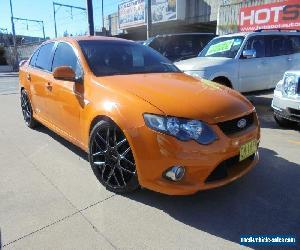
[164, 166, 185, 181]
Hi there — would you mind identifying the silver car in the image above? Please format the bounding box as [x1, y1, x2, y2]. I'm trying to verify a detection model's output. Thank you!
[272, 70, 300, 126]
[175, 30, 300, 92]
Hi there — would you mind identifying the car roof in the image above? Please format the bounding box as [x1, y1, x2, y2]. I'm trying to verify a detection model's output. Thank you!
[220, 30, 300, 38]
[155, 33, 215, 37]
[43, 35, 133, 45]
[285, 70, 300, 75]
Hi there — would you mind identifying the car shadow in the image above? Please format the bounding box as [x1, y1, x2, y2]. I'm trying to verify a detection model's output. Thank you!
[35, 123, 300, 248]
[124, 147, 300, 248]
[35, 125, 89, 161]
[247, 93, 300, 131]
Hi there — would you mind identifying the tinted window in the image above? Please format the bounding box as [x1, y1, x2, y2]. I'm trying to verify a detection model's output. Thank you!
[284, 35, 300, 55]
[35, 42, 54, 71]
[265, 35, 286, 57]
[149, 34, 215, 61]
[79, 40, 179, 77]
[243, 36, 265, 58]
[29, 48, 40, 67]
[52, 42, 81, 76]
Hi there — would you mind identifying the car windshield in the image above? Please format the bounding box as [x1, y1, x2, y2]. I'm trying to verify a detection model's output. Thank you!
[78, 40, 180, 76]
[199, 36, 245, 58]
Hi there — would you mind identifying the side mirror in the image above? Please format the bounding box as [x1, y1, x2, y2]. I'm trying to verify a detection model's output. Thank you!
[242, 49, 256, 59]
[53, 66, 76, 81]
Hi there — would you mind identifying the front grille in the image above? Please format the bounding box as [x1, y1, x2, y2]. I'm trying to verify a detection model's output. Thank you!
[205, 154, 255, 183]
[218, 113, 254, 135]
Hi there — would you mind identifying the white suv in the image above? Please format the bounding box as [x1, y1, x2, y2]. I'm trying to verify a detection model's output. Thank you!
[272, 71, 300, 126]
[175, 30, 300, 92]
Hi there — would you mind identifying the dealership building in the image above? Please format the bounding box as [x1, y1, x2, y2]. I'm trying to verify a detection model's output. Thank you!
[104, 0, 299, 39]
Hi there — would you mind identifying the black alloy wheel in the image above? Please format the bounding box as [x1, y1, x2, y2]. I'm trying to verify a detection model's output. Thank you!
[21, 89, 38, 128]
[89, 120, 139, 194]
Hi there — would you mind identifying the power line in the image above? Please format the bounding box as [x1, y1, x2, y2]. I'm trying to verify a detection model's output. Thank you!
[13, 17, 45, 39]
[53, 1, 87, 37]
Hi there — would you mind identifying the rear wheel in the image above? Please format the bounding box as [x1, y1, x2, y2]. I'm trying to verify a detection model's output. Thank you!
[274, 113, 297, 127]
[89, 120, 140, 194]
[20, 89, 38, 128]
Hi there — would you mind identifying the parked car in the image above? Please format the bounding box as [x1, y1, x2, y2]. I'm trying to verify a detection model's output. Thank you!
[175, 30, 300, 92]
[144, 33, 216, 62]
[19, 36, 260, 195]
[272, 70, 300, 127]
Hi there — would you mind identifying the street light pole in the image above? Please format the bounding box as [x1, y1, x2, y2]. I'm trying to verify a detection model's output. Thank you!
[147, 0, 152, 39]
[86, 0, 94, 36]
[9, 0, 19, 70]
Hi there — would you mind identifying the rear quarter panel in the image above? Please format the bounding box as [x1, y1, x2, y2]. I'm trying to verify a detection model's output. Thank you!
[19, 62, 29, 90]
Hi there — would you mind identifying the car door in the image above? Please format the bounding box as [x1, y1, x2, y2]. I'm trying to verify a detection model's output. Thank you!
[47, 42, 84, 143]
[238, 35, 272, 92]
[28, 42, 55, 120]
[265, 35, 289, 89]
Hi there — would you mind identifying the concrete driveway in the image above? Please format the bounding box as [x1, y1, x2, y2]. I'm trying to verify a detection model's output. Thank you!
[0, 74, 299, 249]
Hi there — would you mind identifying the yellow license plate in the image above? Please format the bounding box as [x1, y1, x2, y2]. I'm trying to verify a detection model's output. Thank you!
[239, 139, 257, 162]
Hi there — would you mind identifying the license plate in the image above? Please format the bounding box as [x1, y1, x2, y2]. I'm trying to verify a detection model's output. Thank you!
[239, 139, 257, 162]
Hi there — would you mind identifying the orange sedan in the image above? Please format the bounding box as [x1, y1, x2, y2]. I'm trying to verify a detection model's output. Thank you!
[19, 36, 260, 195]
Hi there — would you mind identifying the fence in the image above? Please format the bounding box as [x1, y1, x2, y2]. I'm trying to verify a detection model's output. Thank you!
[4, 42, 42, 69]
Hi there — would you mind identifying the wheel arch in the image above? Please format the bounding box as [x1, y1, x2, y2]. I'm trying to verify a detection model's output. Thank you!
[212, 76, 233, 88]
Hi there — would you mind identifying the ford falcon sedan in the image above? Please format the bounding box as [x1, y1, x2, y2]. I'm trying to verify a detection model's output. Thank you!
[19, 36, 260, 195]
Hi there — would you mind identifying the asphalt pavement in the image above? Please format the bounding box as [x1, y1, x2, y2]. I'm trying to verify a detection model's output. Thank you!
[0, 73, 299, 250]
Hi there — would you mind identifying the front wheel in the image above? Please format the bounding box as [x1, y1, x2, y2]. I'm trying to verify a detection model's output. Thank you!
[89, 120, 140, 194]
[21, 89, 38, 128]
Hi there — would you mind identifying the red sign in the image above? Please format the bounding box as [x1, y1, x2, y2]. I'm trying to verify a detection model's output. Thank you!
[239, 0, 300, 32]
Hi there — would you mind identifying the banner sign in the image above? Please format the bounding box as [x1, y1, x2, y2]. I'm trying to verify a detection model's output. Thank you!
[152, 0, 177, 23]
[239, 0, 300, 32]
[118, 0, 146, 29]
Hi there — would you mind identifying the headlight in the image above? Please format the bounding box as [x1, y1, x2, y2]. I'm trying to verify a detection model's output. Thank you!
[283, 74, 298, 96]
[143, 114, 217, 145]
[275, 81, 283, 91]
[184, 70, 206, 79]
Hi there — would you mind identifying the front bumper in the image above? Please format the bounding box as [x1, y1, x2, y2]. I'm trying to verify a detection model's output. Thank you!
[272, 90, 300, 123]
[125, 114, 260, 195]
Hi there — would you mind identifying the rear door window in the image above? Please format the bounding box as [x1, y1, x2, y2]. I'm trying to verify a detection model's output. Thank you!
[35, 42, 55, 71]
[29, 48, 40, 67]
[265, 35, 286, 57]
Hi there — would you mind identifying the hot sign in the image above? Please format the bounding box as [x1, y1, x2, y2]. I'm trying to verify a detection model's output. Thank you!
[239, 0, 300, 32]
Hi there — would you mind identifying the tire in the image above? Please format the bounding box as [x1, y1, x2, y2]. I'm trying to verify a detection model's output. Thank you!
[20, 89, 39, 128]
[88, 120, 140, 194]
[274, 113, 296, 128]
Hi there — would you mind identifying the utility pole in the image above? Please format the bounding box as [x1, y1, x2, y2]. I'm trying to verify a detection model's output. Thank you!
[147, 0, 152, 39]
[53, 2, 87, 38]
[101, 0, 104, 32]
[86, 0, 94, 35]
[53, 2, 58, 38]
[9, 0, 19, 70]
[13, 17, 46, 40]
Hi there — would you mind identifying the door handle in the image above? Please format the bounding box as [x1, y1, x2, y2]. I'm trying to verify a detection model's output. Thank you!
[46, 82, 52, 91]
[26, 74, 31, 81]
[287, 57, 292, 61]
